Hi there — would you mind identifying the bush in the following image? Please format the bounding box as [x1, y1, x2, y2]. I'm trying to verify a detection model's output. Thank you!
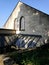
[8, 44, 49, 65]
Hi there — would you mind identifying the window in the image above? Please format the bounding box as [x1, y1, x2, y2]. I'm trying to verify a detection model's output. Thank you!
[20, 16, 25, 31]
[14, 18, 18, 30]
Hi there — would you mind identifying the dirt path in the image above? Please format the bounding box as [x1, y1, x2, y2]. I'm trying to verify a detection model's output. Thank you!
[0, 54, 18, 65]
[0, 54, 5, 65]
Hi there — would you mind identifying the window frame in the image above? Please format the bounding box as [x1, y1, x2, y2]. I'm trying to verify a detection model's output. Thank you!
[19, 16, 25, 31]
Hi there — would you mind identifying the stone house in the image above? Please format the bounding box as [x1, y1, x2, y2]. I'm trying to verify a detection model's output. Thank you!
[3, 1, 49, 42]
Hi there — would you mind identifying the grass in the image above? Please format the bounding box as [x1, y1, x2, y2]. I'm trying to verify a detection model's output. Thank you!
[7, 43, 49, 65]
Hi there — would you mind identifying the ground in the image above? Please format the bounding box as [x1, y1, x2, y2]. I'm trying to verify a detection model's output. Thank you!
[0, 44, 49, 65]
[0, 54, 18, 65]
[0, 54, 4, 65]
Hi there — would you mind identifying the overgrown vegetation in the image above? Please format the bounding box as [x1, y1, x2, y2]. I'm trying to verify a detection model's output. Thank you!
[8, 44, 49, 65]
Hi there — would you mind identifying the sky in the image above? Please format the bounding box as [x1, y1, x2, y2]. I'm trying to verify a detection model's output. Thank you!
[0, 0, 49, 28]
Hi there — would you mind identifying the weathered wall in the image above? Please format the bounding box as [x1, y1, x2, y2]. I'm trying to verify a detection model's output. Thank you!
[4, 2, 22, 30]
[4, 2, 49, 39]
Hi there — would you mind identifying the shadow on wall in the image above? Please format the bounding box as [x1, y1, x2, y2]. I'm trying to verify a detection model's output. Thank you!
[0, 35, 17, 54]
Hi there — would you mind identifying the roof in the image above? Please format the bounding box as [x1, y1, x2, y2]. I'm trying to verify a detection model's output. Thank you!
[21, 0, 49, 15]
[20, 1, 49, 16]
[0, 29, 16, 35]
[3, 1, 49, 27]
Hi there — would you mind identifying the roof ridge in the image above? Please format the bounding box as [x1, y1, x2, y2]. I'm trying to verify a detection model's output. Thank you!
[21, 1, 49, 16]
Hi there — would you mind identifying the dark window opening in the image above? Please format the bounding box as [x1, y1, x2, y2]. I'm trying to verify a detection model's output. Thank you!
[19, 16, 25, 31]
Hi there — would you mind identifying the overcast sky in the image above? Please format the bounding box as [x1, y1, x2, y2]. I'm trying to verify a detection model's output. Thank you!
[0, 0, 49, 28]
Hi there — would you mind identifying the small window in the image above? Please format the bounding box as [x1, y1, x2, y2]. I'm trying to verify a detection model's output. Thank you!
[19, 16, 25, 31]
[14, 18, 18, 30]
